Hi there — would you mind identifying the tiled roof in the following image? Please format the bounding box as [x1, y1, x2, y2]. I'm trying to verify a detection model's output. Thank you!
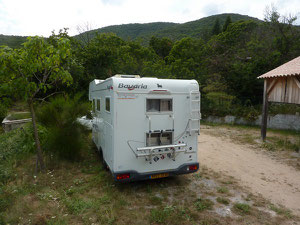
[258, 56, 300, 79]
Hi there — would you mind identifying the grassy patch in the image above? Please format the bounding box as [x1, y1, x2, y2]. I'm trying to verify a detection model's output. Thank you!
[64, 198, 93, 214]
[233, 203, 251, 214]
[202, 121, 300, 136]
[97, 194, 111, 205]
[262, 137, 300, 152]
[194, 198, 214, 211]
[270, 204, 293, 218]
[0, 188, 14, 213]
[97, 206, 116, 225]
[150, 206, 173, 224]
[149, 195, 163, 205]
[193, 173, 202, 179]
[46, 218, 68, 225]
[149, 205, 187, 224]
[217, 186, 229, 194]
[216, 197, 230, 205]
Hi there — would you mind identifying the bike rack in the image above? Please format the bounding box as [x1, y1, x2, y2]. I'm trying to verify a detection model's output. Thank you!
[136, 143, 195, 163]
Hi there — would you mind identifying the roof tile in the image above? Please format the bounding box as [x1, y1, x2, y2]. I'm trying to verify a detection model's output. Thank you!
[258, 56, 300, 79]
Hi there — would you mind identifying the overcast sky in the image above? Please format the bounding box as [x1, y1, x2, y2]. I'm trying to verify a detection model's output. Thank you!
[0, 0, 299, 37]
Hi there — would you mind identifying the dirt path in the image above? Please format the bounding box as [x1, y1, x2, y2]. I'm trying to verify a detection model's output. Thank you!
[198, 130, 300, 216]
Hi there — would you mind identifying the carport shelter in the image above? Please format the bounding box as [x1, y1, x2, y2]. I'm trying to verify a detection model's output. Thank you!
[258, 56, 300, 141]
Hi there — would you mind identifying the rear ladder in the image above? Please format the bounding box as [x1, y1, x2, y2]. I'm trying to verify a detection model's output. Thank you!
[188, 90, 201, 135]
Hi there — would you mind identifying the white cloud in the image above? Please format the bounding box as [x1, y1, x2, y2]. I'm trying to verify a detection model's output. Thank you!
[0, 0, 299, 36]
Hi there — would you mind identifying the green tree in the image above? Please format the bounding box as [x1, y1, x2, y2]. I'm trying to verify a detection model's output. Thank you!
[80, 33, 125, 81]
[149, 36, 173, 59]
[264, 5, 299, 58]
[211, 19, 221, 36]
[0, 36, 73, 171]
[202, 73, 235, 116]
[167, 37, 207, 83]
[78, 33, 161, 90]
[223, 15, 232, 32]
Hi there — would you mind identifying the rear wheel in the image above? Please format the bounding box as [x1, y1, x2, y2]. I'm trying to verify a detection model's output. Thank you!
[102, 158, 109, 171]
[98, 147, 109, 171]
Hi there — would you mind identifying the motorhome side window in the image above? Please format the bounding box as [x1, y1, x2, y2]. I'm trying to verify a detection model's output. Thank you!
[146, 99, 172, 112]
[106, 97, 110, 112]
[92, 99, 95, 113]
[96, 99, 100, 111]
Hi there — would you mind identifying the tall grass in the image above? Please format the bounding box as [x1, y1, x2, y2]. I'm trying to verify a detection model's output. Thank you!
[0, 123, 46, 184]
[37, 95, 90, 161]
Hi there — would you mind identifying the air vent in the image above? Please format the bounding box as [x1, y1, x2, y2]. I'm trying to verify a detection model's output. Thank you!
[114, 74, 140, 78]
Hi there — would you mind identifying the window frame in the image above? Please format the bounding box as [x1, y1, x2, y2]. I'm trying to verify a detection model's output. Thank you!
[96, 98, 101, 112]
[146, 131, 173, 147]
[145, 98, 173, 114]
[92, 99, 96, 113]
[105, 96, 111, 113]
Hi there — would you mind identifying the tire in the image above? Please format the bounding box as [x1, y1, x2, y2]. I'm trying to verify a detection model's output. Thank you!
[99, 147, 109, 171]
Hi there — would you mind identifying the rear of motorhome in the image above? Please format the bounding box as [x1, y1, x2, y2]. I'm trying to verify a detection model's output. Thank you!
[89, 75, 200, 182]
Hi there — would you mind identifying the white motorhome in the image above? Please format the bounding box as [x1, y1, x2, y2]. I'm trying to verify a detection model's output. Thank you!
[89, 75, 200, 182]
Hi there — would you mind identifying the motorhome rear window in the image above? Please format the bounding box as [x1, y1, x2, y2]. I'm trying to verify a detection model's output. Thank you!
[146, 132, 173, 146]
[96, 99, 100, 111]
[146, 99, 172, 112]
[106, 97, 110, 112]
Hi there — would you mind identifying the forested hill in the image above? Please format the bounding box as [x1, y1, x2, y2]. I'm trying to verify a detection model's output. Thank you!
[0, 13, 259, 48]
[0, 34, 27, 49]
[153, 13, 260, 40]
[77, 13, 260, 43]
[83, 22, 178, 41]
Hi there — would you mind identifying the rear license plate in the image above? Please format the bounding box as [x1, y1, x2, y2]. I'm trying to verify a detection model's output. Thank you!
[150, 173, 169, 179]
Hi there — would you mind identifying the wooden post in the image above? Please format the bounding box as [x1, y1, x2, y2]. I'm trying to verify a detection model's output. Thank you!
[261, 79, 268, 141]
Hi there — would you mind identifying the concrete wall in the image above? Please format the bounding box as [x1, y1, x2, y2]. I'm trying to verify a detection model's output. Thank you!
[2, 118, 32, 132]
[204, 114, 300, 131]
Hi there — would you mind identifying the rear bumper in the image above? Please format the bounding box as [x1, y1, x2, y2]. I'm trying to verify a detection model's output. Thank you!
[112, 162, 199, 182]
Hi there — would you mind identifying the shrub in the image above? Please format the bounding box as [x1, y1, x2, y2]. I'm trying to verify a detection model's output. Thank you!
[0, 104, 7, 122]
[37, 94, 90, 161]
[0, 123, 46, 184]
[0, 98, 12, 122]
[269, 103, 300, 116]
[244, 106, 260, 122]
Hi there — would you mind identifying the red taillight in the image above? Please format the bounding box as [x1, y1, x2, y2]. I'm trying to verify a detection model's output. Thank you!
[116, 173, 130, 180]
[188, 165, 198, 171]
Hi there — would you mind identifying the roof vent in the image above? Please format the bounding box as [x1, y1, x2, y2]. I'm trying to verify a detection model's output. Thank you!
[114, 74, 140, 78]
